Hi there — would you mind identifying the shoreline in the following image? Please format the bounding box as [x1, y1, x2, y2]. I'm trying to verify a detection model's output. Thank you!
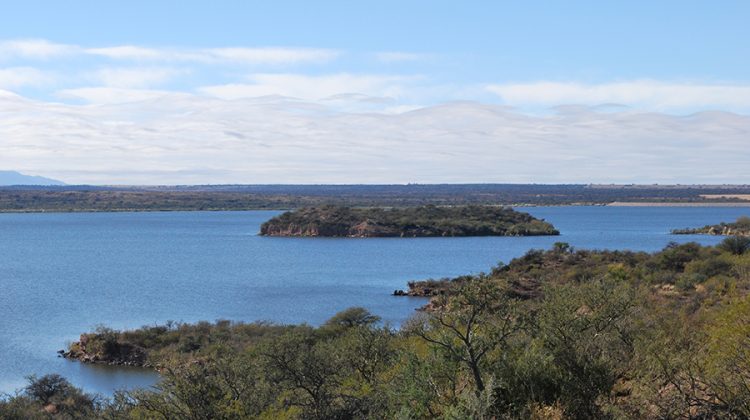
[608, 201, 750, 207]
[3, 201, 750, 214]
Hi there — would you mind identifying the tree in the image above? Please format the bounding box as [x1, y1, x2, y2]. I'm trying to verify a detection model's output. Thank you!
[658, 242, 703, 271]
[323, 307, 381, 330]
[24, 374, 71, 405]
[703, 295, 750, 416]
[413, 275, 519, 396]
[719, 236, 750, 255]
[257, 327, 345, 419]
[21, 374, 97, 417]
[127, 350, 270, 420]
[535, 278, 636, 417]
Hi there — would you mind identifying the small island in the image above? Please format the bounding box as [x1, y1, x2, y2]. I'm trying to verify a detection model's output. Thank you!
[672, 216, 750, 236]
[259, 204, 559, 237]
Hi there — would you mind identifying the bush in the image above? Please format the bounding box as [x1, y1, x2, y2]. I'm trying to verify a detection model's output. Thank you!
[684, 256, 733, 278]
[323, 307, 381, 329]
[676, 273, 707, 291]
[658, 242, 703, 271]
[18, 374, 97, 417]
[719, 236, 750, 255]
[736, 216, 750, 229]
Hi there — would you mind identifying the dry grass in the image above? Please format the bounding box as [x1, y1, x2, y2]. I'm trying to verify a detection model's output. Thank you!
[701, 194, 750, 201]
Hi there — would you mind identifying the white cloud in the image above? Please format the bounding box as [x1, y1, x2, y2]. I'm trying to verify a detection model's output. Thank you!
[0, 39, 340, 66]
[206, 47, 339, 65]
[0, 67, 53, 89]
[55, 87, 180, 104]
[2, 39, 750, 184]
[1, 93, 748, 185]
[0, 39, 79, 60]
[199, 73, 417, 100]
[87, 45, 339, 65]
[487, 80, 750, 111]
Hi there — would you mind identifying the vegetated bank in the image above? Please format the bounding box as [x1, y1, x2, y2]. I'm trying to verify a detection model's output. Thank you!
[259, 204, 559, 237]
[4, 184, 750, 212]
[673, 215, 750, 236]
[17, 237, 750, 418]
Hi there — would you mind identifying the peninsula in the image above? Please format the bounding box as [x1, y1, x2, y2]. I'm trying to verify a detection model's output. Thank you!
[51, 239, 750, 419]
[259, 205, 559, 237]
[672, 216, 750, 236]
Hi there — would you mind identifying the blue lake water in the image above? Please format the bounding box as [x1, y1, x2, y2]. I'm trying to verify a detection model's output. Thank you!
[0, 206, 748, 395]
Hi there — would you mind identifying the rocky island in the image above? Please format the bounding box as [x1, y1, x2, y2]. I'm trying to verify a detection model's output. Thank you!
[672, 216, 750, 236]
[259, 204, 559, 237]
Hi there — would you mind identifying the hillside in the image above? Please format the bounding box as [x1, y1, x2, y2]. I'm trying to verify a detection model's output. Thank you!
[0, 171, 64, 186]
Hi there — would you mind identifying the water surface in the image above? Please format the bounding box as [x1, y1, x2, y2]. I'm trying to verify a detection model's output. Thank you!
[0, 206, 747, 395]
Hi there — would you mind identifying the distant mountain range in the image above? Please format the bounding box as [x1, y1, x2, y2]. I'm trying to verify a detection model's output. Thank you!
[0, 171, 65, 186]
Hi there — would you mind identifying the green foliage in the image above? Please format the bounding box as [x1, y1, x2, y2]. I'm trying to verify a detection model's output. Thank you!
[703, 296, 750, 415]
[736, 216, 750, 229]
[0, 374, 97, 419]
[322, 307, 381, 330]
[413, 276, 519, 397]
[260, 205, 559, 237]
[719, 235, 750, 255]
[534, 279, 637, 417]
[658, 242, 703, 271]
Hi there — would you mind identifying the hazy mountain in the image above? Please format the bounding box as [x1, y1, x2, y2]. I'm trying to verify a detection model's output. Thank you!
[0, 171, 66, 186]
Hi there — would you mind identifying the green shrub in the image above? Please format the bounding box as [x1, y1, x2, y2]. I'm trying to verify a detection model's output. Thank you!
[719, 236, 750, 255]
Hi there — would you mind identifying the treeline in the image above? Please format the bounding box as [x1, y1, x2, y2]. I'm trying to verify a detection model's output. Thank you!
[4, 238, 750, 418]
[3, 184, 750, 212]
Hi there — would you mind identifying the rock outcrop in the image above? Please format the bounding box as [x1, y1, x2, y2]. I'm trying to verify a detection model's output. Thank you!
[672, 216, 750, 236]
[61, 334, 150, 368]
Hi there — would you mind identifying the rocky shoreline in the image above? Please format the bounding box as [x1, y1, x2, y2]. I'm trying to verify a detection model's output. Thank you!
[392, 277, 467, 312]
[59, 334, 152, 368]
[672, 226, 750, 236]
[392, 278, 456, 297]
[672, 217, 750, 236]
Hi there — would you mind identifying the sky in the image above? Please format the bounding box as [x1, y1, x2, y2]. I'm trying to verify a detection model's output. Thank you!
[0, 0, 749, 184]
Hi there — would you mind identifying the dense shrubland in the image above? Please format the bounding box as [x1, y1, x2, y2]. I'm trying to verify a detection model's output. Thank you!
[260, 205, 559, 237]
[4, 237, 750, 418]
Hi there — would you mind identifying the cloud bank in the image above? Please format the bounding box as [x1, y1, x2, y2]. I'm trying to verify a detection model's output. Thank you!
[487, 81, 750, 113]
[0, 39, 340, 65]
[1, 91, 748, 185]
[1, 39, 749, 184]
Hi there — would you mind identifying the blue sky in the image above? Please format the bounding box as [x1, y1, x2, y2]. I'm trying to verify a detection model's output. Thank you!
[0, 1, 749, 184]
[2, 1, 748, 79]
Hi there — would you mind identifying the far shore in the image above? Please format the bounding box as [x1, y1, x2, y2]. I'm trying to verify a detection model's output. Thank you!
[2, 201, 750, 213]
[609, 201, 750, 207]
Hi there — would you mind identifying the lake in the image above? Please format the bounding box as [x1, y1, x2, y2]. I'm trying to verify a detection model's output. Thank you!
[1, 206, 748, 395]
